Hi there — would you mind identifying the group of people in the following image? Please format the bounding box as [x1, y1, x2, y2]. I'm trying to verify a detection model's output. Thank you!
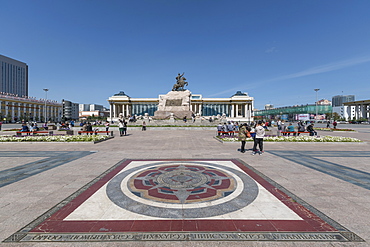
[238, 120, 265, 155]
[20, 122, 40, 132]
[276, 120, 318, 136]
[217, 121, 240, 133]
[326, 120, 338, 129]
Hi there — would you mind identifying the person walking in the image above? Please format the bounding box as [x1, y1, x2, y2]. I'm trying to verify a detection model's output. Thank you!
[252, 121, 265, 155]
[333, 121, 337, 129]
[238, 123, 251, 153]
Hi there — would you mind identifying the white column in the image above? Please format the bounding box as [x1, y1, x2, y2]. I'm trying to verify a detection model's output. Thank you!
[5, 101, 8, 118]
[109, 103, 112, 120]
[16, 103, 19, 120]
[231, 104, 235, 118]
[113, 103, 117, 118]
[235, 104, 239, 117]
[33, 104, 37, 121]
[38, 104, 41, 121]
[362, 104, 367, 119]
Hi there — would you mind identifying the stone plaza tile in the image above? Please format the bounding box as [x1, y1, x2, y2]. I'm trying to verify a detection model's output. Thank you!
[4, 159, 364, 243]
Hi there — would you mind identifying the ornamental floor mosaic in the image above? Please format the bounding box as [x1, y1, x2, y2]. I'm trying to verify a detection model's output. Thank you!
[5, 159, 363, 243]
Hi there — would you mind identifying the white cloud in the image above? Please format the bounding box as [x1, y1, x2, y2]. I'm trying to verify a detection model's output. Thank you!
[269, 56, 370, 82]
[265, 47, 277, 53]
[210, 55, 370, 97]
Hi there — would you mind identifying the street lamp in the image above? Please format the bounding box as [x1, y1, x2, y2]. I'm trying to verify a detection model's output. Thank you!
[314, 88, 320, 122]
[43, 88, 49, 123]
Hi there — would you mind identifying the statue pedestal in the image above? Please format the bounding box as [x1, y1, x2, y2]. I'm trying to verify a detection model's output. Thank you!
[154, 90, 193, 119]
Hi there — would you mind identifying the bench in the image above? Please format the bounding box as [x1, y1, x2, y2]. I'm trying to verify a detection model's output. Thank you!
[16, 131, 53, 136]
[78, 131, 113, 136]
[281, 131, 310, 136]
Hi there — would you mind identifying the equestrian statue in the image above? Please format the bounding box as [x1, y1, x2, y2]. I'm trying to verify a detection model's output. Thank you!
[172, 72, 188, 91]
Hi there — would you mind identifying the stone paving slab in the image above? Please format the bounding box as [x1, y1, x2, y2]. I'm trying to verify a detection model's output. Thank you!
[0, 128, 369, 246]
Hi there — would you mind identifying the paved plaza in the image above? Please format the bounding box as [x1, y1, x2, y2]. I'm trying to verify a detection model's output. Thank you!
[0, 125, 370, 246]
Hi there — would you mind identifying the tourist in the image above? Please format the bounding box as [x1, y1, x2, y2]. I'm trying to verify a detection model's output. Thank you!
[21, 123, 29, 132]
[86, 122, 93, 134]
[0, 120, 2, 131]
[123, 119, 127, 135]
[105, 121, 110, 131]
[277, 120, 282, 131]
[238, 123, 251, 153]
[234, 122, 239, 131]
[297, 121, 305, 135]
[333, 121, 337, 129]
[217, 122, 223, 135]
[286, 123, 296, 136]
[183, 116, 187, 123]
[29, 123, 35, 132]
[223, 123, 228, 134]
[227, 122, 234, 135]
[118, 119, 124, 136]
[326, 121, 331, 128]
[252, 121, 265, 155]
[307, 123, 317, 136]
[281, 120, 286, 135]
[82, 122, 87, 131]
[142, 121, 146, 131]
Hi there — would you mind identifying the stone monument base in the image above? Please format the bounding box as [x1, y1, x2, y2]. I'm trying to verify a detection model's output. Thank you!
[154, 110, 193, 120]
[154, 90, 193, 120]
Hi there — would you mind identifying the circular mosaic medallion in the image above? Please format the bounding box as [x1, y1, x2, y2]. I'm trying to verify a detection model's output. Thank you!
[106, 161, 259, 218]
[128, 164, 236, 204]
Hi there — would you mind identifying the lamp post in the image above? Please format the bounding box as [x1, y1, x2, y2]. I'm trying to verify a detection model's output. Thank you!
[314, 88, 320, 122]
[43, 88, 49, 123]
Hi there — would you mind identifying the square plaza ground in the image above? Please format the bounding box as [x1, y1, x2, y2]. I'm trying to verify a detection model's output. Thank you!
[0, 127, 369, 247]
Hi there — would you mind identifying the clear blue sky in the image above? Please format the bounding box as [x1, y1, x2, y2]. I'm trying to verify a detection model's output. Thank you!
[1, 0, 370, 109]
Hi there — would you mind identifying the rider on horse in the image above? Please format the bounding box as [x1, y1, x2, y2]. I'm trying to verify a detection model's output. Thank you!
[172, 73, 188, 91]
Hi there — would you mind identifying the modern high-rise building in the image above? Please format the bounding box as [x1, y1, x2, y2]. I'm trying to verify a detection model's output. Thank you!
[0, 55, 28, 97]
[332, 95, 355, 107]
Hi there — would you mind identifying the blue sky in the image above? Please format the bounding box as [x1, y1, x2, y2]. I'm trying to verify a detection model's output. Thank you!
[1, 0, 370, 109]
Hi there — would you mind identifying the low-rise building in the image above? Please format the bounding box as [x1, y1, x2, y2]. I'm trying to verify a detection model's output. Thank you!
[0, 92, 61, 123]
[62, 99, 79, 121]
[343, 99, 370, 121]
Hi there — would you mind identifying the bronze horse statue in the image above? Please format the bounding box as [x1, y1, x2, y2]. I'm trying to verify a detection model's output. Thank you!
[172, 73, 188, 91]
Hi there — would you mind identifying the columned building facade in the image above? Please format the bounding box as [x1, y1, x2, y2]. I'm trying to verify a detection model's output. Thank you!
[107, 91, 254, 122]
[343, 99, 370, 121]
[0, 93, 62, 123]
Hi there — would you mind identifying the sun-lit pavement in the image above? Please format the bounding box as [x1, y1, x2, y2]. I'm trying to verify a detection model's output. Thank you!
[0, 124, 369, 246]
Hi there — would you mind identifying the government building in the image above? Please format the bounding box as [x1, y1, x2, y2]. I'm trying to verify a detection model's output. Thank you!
[0, 93, 62, 123]
[107, 90, 254, 122]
